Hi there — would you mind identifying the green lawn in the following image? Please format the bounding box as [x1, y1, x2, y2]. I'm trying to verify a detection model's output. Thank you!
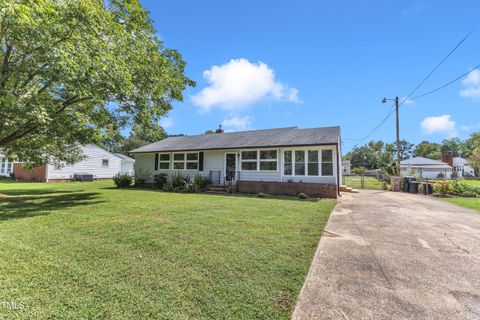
[343, 175, 384, 190]
[0, 180, 335, 319]
[441, 197, 480, 211]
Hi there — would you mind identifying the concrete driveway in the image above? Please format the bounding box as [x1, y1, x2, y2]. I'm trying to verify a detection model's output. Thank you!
[293, 190, 480, 320]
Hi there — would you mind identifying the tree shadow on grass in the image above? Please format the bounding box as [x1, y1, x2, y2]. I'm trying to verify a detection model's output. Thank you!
[0, 189, 81, 196]
[103, 186, 322, 202]
[0, 191, 104, 221]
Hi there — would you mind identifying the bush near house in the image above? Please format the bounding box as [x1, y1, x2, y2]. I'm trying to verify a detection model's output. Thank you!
[433, 179, 480, 197]
[113, 173, 134, 188]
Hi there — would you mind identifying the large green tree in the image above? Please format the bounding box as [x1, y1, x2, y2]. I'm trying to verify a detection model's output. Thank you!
[413, 141, 441, 159]
[0, 0, 194, 165]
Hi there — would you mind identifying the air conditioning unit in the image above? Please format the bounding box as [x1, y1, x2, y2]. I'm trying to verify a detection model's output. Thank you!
[73, 173, 94, 182]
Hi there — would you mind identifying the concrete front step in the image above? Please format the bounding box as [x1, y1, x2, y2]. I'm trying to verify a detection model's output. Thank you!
[340, 185, 359, 193]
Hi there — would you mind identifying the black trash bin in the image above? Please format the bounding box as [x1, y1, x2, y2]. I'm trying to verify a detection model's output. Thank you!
[423, 183, 433, 195]
[402, 177, 415, 192]
[408, 181, 419, 194]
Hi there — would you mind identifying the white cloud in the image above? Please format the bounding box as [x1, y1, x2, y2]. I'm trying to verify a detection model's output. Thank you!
[191, 58, 301, 112]
[401, 96, 415, 105]
[221, 114, 253, 131]
[420, 115, 457, 137]
[460, 69, 480, 101]
[460, 123, 480, 132]
[159, 117, 174, 129]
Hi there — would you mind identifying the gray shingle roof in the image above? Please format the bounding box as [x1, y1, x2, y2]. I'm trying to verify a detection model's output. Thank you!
[113, 153, 135, 161]
[401, 157, 451, 167]
[130, 126, 340, 153]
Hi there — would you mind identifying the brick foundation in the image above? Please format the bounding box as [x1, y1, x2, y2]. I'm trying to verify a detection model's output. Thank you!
[236, 180, 338, 199]
[13, 164, 47, 182]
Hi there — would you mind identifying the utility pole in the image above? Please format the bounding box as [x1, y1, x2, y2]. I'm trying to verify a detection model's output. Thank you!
[395, 96, 401, 176]
[382, 96, 401, 176]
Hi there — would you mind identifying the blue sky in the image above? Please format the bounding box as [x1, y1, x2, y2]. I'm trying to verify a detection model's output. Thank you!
[140, 0, 480, 153]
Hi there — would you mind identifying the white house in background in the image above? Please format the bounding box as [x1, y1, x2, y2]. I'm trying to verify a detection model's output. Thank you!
[0, 154, 14, 177]
[13, 144, 135, 182]
[113, 153, 135, 174]
[452, 157, 475, 178]
[400, 156, 452, 179]
[342, 160, 351, 174]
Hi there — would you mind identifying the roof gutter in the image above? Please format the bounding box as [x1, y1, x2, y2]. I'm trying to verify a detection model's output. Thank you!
[336, 142, 341, 197]
[129, 142, 339, 154]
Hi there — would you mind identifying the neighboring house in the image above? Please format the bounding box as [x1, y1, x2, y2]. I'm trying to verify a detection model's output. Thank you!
[13, 144, 135, 182]
[130, 126, 342, 198]
[400, 157, 452, 179]
[0, 154, 14, 177]
[452, 157, 475, 178]
[342, 160, 351, 174]
[113, 153, 135, 174]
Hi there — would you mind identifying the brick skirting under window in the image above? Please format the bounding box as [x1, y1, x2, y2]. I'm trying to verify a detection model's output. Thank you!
[236, 180, 338, 199]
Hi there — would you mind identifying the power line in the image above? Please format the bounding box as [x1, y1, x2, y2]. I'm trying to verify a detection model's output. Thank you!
[398, 24, 478, 108]
[351, 25, 477, 148]
[411, 63, 480, 100]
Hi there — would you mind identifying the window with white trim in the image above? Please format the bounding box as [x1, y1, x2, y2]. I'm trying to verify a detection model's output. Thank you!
[159, 154, 170, 170]
[241, 151, 257, 171]
[308, 150, 319, 176]
[259, 150, 277, 171]
[294, 150, 305, 175]
[186, 153, 199, 170]
[284, 148, 334, 177]
[102, 159, 109, 167]
[173, 153, 185, 170]
[321, 149, 334, 176]
[284, 151, 292, 175]
[173, 152, 199, 170]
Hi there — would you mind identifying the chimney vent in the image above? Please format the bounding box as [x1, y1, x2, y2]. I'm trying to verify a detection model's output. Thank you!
[215, 125, 224, 134]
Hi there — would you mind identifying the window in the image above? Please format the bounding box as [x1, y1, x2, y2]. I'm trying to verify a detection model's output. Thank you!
[321, 149, 333, 176]
[6, 162, 11, 174]
[259, 150, 277, 171]
[186, 153, 198, 170]
[172, 152, 199, 170]
[102, 159, 109, 167]
[284, 151, 292, 175]
[294, 150, 305, 175]
[241, 151, 257, 171]
[173, 153, 185, 170]
[159, 154, 170, 170]
[308, 150, 319, 176]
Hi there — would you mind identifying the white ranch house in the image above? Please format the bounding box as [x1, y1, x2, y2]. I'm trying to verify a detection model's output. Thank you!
[131, 126, 342, 198]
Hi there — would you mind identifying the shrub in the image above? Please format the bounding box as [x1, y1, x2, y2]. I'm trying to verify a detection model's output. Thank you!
[184, 182, 196, 193]
[381, 181, 388, 190]
[297, 192, 308, 200]
[287, 178, 294, 183]
[171, 171, 190, 189]
[433, 180, 451, 195]
[113, 173, 134, 188]
[352, 167, 367, 175]
[153, 173, 169, 189]
[193, 175, 212, 192]
[257, 192, 267, 198]
[162, 181, 174, 192]
[135, 169, 151, 186]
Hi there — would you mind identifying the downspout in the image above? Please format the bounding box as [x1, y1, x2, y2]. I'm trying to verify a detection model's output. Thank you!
[336, 142, 341, 197]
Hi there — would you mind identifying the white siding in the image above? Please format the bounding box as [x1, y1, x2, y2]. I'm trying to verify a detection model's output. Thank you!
[120, 161, 134, 174]
[133, 145, 340, 185]
[47, 145, 123, 180]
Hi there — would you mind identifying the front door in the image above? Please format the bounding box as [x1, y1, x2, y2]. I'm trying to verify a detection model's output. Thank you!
[225, 153, 237, 182]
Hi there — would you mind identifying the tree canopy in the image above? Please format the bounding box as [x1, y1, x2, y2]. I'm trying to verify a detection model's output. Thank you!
[0, 0, 194, 164]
